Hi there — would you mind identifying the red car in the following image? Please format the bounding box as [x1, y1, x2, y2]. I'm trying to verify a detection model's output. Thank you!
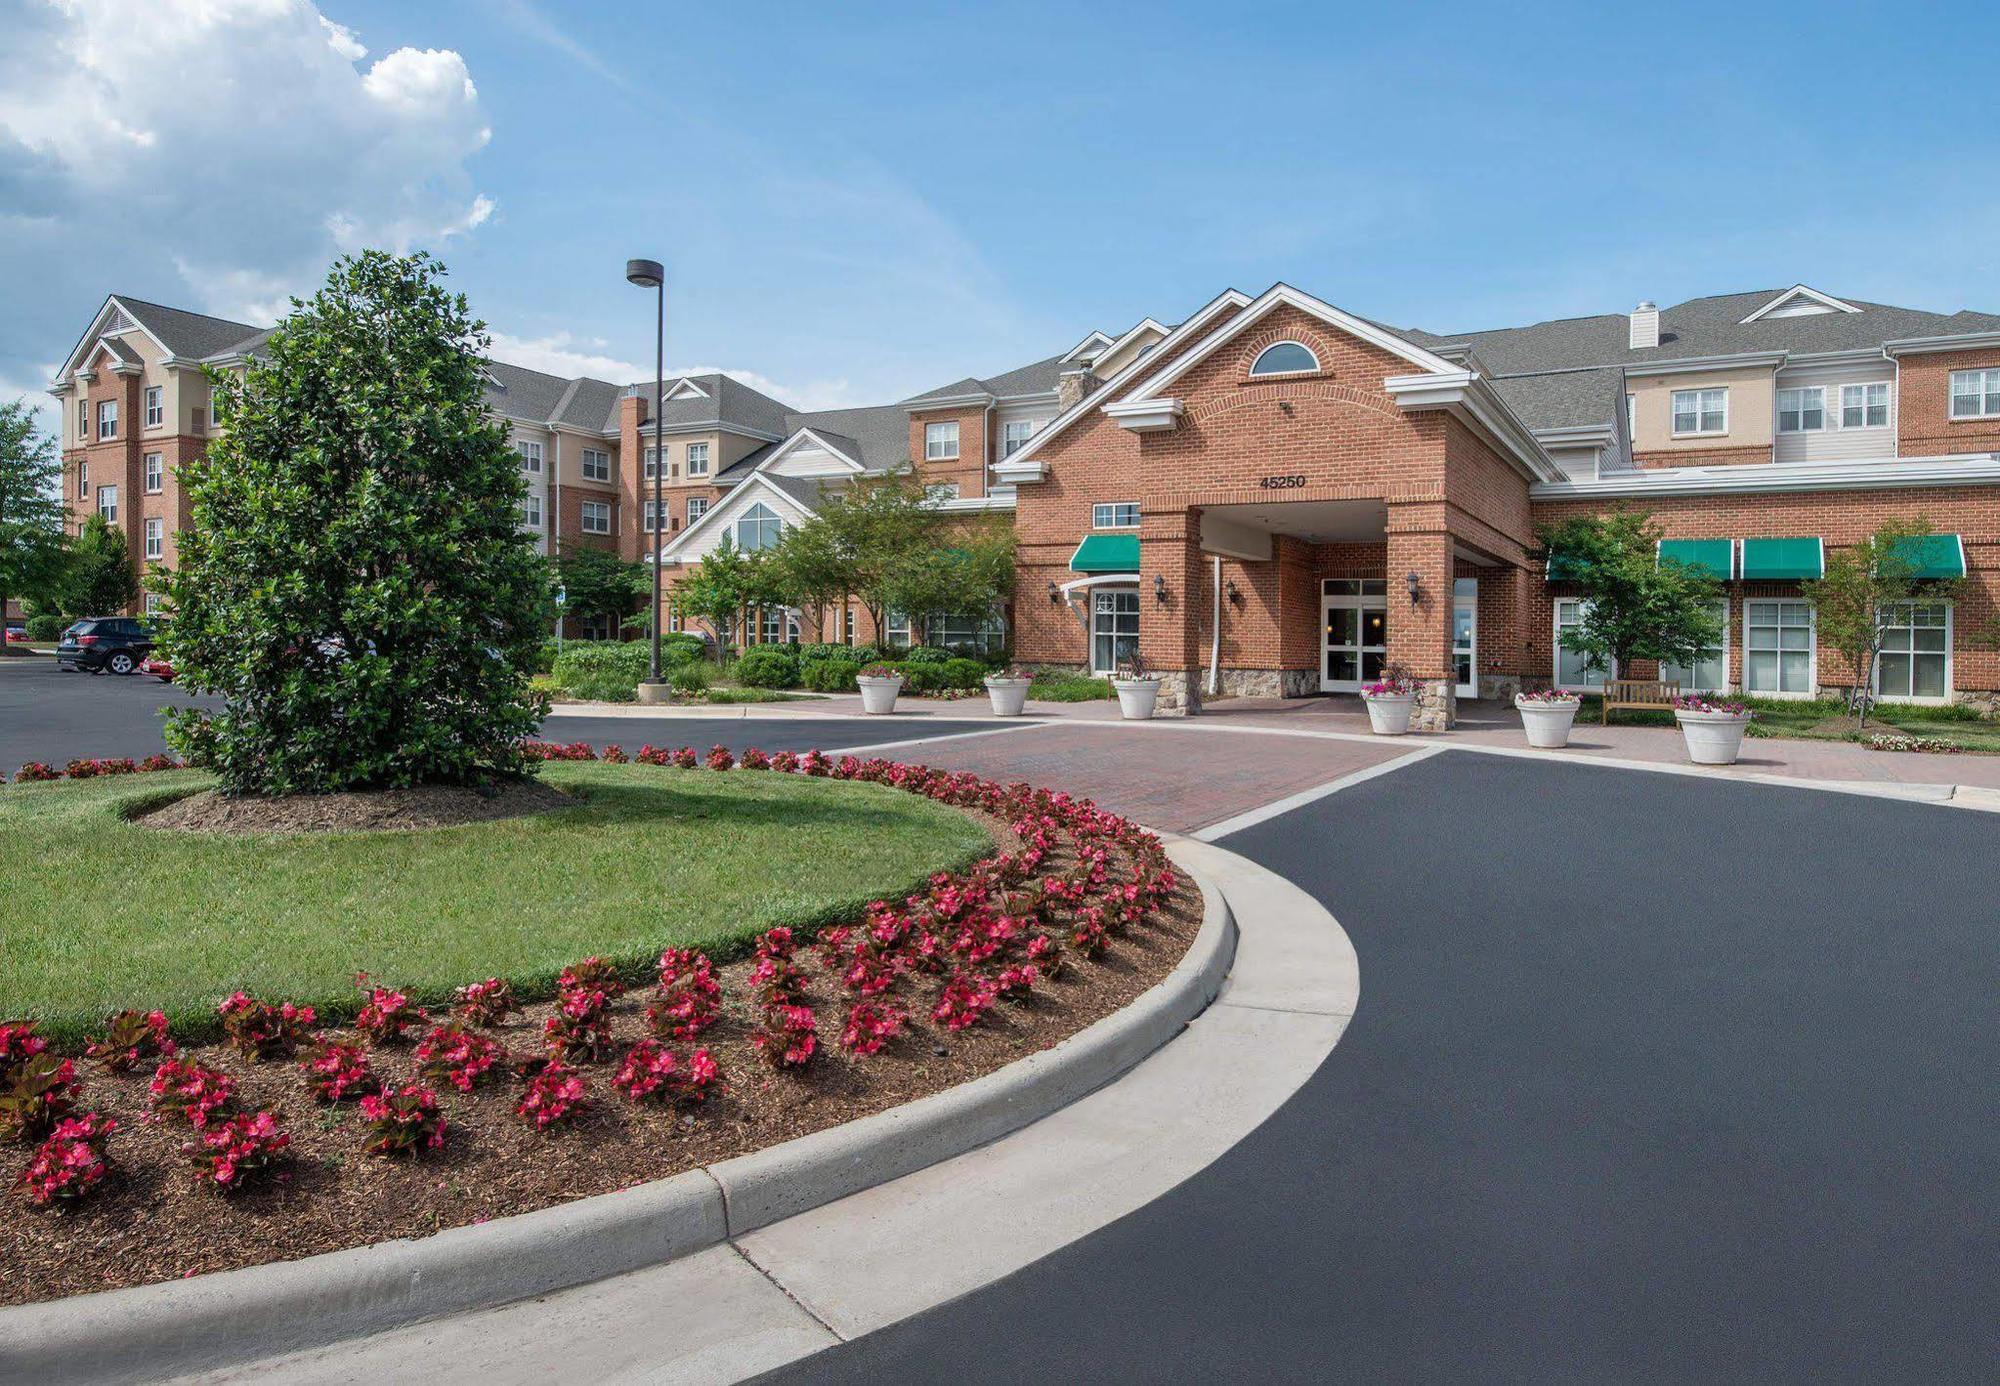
[140, 654, 176, 682]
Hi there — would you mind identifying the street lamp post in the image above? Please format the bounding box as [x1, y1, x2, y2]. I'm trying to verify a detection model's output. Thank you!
[626, 258, 667, 697]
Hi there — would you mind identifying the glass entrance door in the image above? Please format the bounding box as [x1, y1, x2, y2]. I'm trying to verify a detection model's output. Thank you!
[1453, 578, 1477, 698]
[1322, 579, 1387, 692]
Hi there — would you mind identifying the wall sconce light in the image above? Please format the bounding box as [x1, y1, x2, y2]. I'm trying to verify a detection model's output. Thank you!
[1153, 574, 1169, 604]
[1226, 578, 1242, 606]
[1047, 580, 1062, 605]
[1405, 571, 1421, 605]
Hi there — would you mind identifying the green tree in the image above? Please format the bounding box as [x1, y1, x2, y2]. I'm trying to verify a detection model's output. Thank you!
[61, 513, 138, 618]
[1536, 510, 1723, 678]
[764, 507, 854, 643]
[552, 548, 647, 633]
[1801, 517, 1961, 726]
[879, 517, 1016, 645]
[674, 537, 756, 658]
[0, 400, 68, 625]
[816, 474, 940, 639]
[160, 250, 548, 794]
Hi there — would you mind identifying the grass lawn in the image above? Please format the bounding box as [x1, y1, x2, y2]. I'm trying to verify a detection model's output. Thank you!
[0, 762, 990, 1045]
[1573, 694, 2000, 752]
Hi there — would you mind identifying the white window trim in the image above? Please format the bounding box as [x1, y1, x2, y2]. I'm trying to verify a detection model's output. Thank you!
[1838, 381, 1892, 431]
[97, 399, 118, 439]
[924, 421, 960, 461]
[144, 518, 163, 559]
[1088, 584, 1141, 676]
[579, 500, 611, 534]
[1775, 386, 1825, 434]
[1000, 419, 1038, 456]
[686, 496, 708, 523]
[1742, 599, 1817, 700]
[143, 453, 163, 493]
[520, 494, 543, 528]
[516, 440, 544, 473]
[97, 484, 118, 522]
[1552, 598, 1616, 691]
[1248, 340, 1321, 378]
[1873, 601, 1953, 705]
[1948, 367, 2000, 420]
[686, 442, 710, 477]
[1092, 500, 1140, 529]
[643, 499, 663, 533]
[1659, 598, 1731, 693]
[580, 448, 610, 482]
[1670, 387, 1728, 438]
[143, 385, 164, 429]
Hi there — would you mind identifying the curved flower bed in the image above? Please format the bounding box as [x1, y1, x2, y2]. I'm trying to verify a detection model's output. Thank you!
[1, 745, 1197, 1303]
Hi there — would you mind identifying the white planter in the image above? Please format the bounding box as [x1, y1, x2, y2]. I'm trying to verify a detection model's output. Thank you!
[1515, 697, 1581, 748]
[984, 677, 1031, 717]
[1675, 709, 1751, 765]
[1112, 677, 1160, 720]
[1362, 692, 1416, 735]
[856, 674, 903, 715]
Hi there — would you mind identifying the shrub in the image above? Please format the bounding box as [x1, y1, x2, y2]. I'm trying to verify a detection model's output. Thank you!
[705, 743, 736, 771]
[85, 1010, 176, 1072]
[650, 950, 722, 1039]
[663, 632, 708, 665]
[735, 646, 801, 689]
[25, 613, 64, 642]
[750, 1003, 818, 1070]
[800, 642, 878, 666]
[300, 1040, 377, 1103]
[65, 757, 137, 778]
[149, 1058, 236, 1129]
[17, 1112, 117, 1206]
[217, 992, 315, 1060]
[1, 1054, 79, 1142]
[137, 753, 180, 772]
[801, 659, 861, 692]
[668, 662, 709, 695]
[358, 1084, 448, 1156]
[739, 747, 771, 770]
[415, 1022, 505, 1092]
[454, 978, 519, 1027]
[599, 742, 628, 763]
[839, 1000, 905, 1057]
[12, 761, 60, 783]
[544, 987, 614, 1062]
[558, 956, 627, 999]
[900, 646, 952, 666]
[517, 1062, 589, 1130]
[551, 640, 650, 687]
[184, 1109, 289, 1190]
[1028, 670, 1115, 702]
[567, 672, 637, 703]
[940, 657, 988, 689]
[612, 1041, 722, 1106]
[353, 977, 425, 1047]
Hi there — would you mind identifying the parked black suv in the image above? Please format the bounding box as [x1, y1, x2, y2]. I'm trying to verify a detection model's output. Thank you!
[56, 617, 156, 675]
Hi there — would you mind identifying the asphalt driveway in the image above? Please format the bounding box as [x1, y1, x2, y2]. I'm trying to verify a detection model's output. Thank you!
[763, 752, 1998, 1382]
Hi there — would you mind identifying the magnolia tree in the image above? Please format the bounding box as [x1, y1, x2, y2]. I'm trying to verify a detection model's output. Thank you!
[1802, 517, 1962, 725]
[0, 400, 67, 627]
[161, 251, 548, 793]
[1537, 510, 1723, 681]
[62, 514, 138, 620]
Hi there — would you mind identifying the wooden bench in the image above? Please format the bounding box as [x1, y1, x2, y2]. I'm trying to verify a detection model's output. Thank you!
[1601, 678, 1682, 724]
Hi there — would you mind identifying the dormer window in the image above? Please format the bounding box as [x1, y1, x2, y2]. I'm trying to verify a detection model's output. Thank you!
[1249, 341, 1319, 377]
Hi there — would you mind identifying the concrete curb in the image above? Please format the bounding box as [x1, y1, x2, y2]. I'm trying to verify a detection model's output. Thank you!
[0, 850, 1237, 1386]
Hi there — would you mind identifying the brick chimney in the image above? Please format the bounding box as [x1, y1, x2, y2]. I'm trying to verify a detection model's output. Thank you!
[1628, 300, 1660, 350]
[1055, 364, 1099, 412]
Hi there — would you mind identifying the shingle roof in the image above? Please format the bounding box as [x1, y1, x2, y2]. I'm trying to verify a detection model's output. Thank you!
[783, 403, 911, 471]
[901, 352, 1065, 406]
[626, 372, 797, 439]
[1489, 368, 1626, 433]
[114, 296, 265, 360]
[481, 359, 574, 422]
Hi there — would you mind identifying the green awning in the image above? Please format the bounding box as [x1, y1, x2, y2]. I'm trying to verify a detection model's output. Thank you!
[1545, 552, 1588, 582]
[1886, 533, 1966, 580]
[1740, 536, 1825, 581]
[1658, 538, 1734, 580]
[1070, 533, 1140, 574]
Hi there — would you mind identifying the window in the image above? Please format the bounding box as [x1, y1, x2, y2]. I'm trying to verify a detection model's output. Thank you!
[924, 421, 959, 460]
[925, 482, 960, 502]
[686, 496, 708, 524]
[144, 592, 162, 616]
[1553, 598, 1611, 689]
[1776, 387, 1824, 433]
[519, 494, 542, 528]
[1876, 602, 1949, 700]
[144, 518, 163, 559]
[1660, 599, 1729, 692]
[579, 500, 611, 534]
[1841, 382, 1890, 429]
[144, 453, 163, 493]
[1625, 392, 1635, 436]
[934, 611, 1006, 655]
[97, 484, 117, 522]
[97, 399, 118, 439]
[686, 442, 709, 476]
[1090, 589, 1141, 674]
[1744, 600, 1814, 696]
[1949, 368, 2000, 420]
[1001, 419, 1036, 456]
[1092, 501, 1140, 529]
[208, 388, 225, 429]
[581, 448, 610, 482]
[77, 399, 88, 441]
[516, 440, 543, 473]
[1670, 387, 1726, 436]
[1249, 341, 1319, 377]
[78, 459, 88, 500]
[757, 608, 795, 644]
[885, 611, 912, 648]
[734, 501, 781, 552]
[643, 500, 662, 533]
[143, 386, 164, 428]
[844, 607, 856, 643]
[644, 447, 664, 480]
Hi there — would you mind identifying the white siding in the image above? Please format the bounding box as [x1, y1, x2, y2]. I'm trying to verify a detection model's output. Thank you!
[1542, 443, 1601, 483]
[1773, 361, 1896, 464]
[665, 485, 812, 564]
[766, 444, 859, 478]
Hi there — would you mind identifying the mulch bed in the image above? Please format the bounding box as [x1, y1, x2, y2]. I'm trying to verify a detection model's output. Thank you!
[135, 780, 576, 834]
[0, 842, 1199, 1306]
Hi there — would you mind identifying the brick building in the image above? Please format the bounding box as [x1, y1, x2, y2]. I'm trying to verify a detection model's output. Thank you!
[50, 281, 2000, 724]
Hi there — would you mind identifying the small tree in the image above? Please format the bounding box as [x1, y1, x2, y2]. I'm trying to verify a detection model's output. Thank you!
[1537, 510, 1723, 680]
[160, 250, 548, 794]
[817, 475, 936, 639]
[0, 400, 68, 627]
[552, 549, 647, 636]
[880, 518, 1016, 647]
[765, 509, 854, 643]
[1802, 517, 1961, 726]
[674, 538, 756, 659]
[61, 513, 138, 618]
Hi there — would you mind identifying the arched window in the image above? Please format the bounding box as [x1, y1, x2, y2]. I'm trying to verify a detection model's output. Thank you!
[734, 502, 782, 552]
[1249, 341, 1319, 377]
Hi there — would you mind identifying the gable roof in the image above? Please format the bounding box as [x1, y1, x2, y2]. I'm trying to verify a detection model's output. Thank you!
[114, 296, 265, 360]
[901, 352, 1066, 407]
[654, 470, 828, 563]
[1739, 284, 1862, 322]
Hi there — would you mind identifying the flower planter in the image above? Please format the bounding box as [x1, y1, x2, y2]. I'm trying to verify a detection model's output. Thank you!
[1515, 696, 1581, 748]
[856, 674, 903, 715]
[1361, 692, 1416, 736]
[1675, 709, 1751, 765]
[1112, 677, 1160, 720]
[984, 676, 1031, 717]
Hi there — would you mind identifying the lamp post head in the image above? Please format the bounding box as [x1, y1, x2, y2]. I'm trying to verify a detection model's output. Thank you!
[625, 258, 664, 288]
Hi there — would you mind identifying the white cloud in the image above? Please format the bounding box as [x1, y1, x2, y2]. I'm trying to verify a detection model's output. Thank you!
[0, 0, 495, 324]
[483, 332, 856, 411]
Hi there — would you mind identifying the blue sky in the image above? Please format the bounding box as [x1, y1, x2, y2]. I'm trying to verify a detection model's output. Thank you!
[4, 0, 1996, 420]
